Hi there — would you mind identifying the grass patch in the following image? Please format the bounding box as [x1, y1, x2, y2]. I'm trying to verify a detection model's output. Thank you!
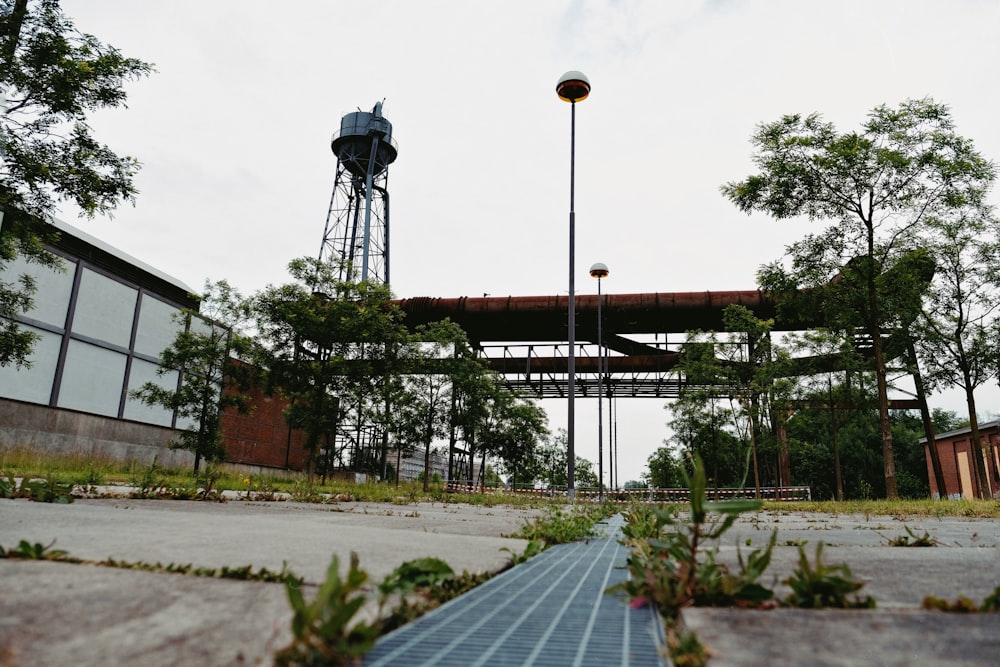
[762, 498, 1000, 519]
[0, 446, 559, 507]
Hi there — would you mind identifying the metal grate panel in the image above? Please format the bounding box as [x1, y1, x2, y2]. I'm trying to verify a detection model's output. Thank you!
[365, 515, 667, 667]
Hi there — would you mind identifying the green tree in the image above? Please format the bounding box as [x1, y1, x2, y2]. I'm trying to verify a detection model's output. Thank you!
[783, 328, 872, 501]
[0, 0, 152, 367]
[477, 388, 548, 491]
[523, 429, 597, 489]
[723, 98, 995, 499]
[914, 209, 1000, 497]
[644, 446, 685, 489]
[252, 258, 409, 480]
[131, 281, 252, 473]
[393, 320, 470, 491]
[669, 337, 750, 490]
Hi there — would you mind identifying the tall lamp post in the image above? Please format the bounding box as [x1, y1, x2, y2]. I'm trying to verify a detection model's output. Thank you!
[590, 261, 608, 500]
[556, 70, 590, 500]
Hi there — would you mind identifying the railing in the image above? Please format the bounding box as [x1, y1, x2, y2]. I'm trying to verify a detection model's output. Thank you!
[446, 482, 811, 502]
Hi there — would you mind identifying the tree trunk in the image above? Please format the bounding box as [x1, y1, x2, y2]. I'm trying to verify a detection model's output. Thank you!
[829, 377, 843, 502]
[749, 393, 762, 499]
[873, 332, 898, 499]
[965, 385, 992, 499]
[907, 338, 948, 499]
[447, 392, 458, 484]
[1, 0, 28, 68]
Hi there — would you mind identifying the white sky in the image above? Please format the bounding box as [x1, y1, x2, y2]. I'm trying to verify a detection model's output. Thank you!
[58, 0, 1000, 485]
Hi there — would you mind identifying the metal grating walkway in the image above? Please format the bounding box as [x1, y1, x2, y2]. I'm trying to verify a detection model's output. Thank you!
[364, 514, 667, 667]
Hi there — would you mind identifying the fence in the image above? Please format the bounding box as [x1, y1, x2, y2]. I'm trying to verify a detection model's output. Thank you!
[445, 481, 811, 502]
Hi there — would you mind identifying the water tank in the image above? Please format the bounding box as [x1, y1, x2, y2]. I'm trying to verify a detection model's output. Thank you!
[331, 102, 398, 179]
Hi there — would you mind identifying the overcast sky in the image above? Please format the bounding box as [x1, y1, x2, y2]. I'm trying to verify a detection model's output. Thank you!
[59, 0, 1000, 486]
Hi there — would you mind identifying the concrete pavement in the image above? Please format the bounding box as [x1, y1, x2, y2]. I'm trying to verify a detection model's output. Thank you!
[0, 497, 541, 666]
[3, 498, 1000, 666]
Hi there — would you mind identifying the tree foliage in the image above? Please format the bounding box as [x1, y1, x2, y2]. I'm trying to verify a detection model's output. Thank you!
[1, 0, 153, 218]
[723, 98, 996, 499]
[644, 446, 685, 489]
[131, 281, 252, 473]
[517, 429, 597, 489]
[0, 0, 152, 366]
[252, 258, 409, 479]
[475, 384, 548, 490]
[392, 319, 485, 490]
[913, 209, 1000, 496]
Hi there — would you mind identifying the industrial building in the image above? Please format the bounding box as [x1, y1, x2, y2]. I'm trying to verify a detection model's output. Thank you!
[0, 211, 202, 467]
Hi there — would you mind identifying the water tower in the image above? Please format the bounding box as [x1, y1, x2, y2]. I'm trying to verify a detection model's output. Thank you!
[318, 101, 398, 284]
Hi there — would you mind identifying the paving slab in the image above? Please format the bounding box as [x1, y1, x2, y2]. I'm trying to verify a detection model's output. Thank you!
[3, 501, 1000, 666]
[0, 497, 541, 666]
[679, 510, 1000, 666]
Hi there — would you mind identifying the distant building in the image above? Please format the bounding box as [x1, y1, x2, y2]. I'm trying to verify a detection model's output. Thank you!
[922, 422, 1000, 499]
[390, 448, 449, 483]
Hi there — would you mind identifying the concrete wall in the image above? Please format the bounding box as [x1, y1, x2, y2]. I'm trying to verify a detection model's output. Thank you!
[0, 397, 194, 469]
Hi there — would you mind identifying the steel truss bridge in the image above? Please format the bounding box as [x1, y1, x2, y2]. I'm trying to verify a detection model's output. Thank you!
[392, 290, 920, 406]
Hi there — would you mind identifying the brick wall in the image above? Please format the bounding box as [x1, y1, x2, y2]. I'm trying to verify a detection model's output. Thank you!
[220, 384, 308, 470]
[926, 424, 1000, 499]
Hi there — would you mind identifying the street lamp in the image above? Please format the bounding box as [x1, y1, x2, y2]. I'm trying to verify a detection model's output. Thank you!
[590, 262, 608, 500]
[557, 70, 590, 501]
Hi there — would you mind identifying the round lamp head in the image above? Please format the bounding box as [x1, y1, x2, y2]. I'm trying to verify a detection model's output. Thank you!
[557, 71, 591, 102]
[589, 262, 609, 278]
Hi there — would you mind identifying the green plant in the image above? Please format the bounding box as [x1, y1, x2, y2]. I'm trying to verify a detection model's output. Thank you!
[0, 539, 71, 561]
[130, 458, 167, 499]
[619, 502, 666, 541]
[0, 473, 74, 503]
[610, 456, 773, 621]
[666, 626, 710, 667]
[377, 557, 454, 600]
[922, 585, 1000, 613]
[195, 463, 224, 501]
[921, 595, 978, 612]
[501, 539, 544, 565]
[290, 479, 323, 503]
[511, 504, 610, 546]
[883, 525, 939, 547]
[274, 552, 379, 667]
[782, 542, 875, 609]
[74, 464, 106, 488]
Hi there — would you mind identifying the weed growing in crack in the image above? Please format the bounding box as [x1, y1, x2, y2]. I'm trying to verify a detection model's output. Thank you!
[666, 627, 710, 667]
[275, 552, 378, 667]
[0, 539, 74, 561]
[922, 585, 1000, 613]
[609, 455, 775, 621]
[501, 539, 545, 565]
[275, 553, 494, 665]
[881, 525, 939, 547]
[510, 503, 612, 547]
[782, 542, 875, 609]
[0, 472, 73, 503]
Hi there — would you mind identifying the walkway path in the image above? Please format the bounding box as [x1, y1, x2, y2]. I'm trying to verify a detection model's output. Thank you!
[364, 514, 667, 667]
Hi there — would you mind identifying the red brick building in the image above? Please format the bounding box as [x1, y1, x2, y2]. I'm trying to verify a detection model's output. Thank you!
[923, 422, 1000, 499]
[220, 383, 308, 470]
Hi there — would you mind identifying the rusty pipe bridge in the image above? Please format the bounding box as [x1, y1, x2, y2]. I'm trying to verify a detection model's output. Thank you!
[391, 290, 920, 406]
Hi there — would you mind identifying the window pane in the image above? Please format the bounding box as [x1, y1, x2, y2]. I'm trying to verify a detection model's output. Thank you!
[0, 325, 62, 404]
[123, 357, 178, 426]
[72, 268, 137, 348]
[0, 253, 76, 328]
[57, 339, 127, 417]
[134, 294, 183, 358]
